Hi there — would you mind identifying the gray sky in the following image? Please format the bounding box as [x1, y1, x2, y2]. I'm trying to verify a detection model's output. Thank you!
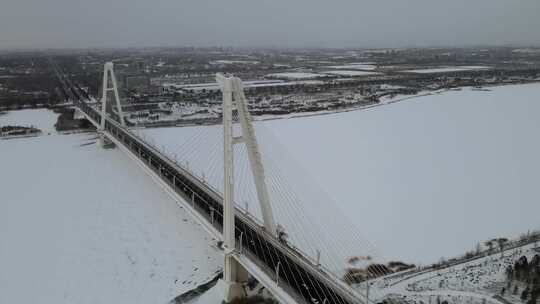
[1, 0, 540, 49]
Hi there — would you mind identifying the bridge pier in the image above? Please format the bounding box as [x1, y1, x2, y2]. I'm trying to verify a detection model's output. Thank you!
[96, 132, 115, 149]
[97, 134, 106, 148]
[73, 108, 86, 120]
[219, 255, 250, 302]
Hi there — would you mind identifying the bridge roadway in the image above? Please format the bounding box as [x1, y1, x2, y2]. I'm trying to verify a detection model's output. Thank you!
[73, 98, 365, 304]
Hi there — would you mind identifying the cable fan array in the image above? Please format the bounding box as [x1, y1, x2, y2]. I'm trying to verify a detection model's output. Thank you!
[130, 106, 399, 302]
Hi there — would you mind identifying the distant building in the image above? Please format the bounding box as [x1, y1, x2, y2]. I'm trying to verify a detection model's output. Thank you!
[124, 75, 150, 90]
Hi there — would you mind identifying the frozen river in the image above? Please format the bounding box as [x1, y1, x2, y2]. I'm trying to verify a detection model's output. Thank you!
[0, 110, 221, 303]
[139, 83, 540, 265]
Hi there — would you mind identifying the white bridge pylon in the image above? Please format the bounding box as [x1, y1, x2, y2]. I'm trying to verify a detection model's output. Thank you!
[98, 62, 125, 147]
[216, 73, 278, 302]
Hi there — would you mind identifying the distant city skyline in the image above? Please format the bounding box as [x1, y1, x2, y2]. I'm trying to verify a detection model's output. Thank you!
[1, 0, 540, 49]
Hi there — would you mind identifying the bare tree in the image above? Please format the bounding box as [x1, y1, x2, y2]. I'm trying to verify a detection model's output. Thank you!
[485, 240, 494, 254]
[476, 242, 482, 256]
[497, 238, 509, 257]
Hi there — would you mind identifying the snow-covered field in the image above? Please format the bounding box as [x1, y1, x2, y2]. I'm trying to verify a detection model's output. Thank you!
[325, 63, 377, 70]
[403, 66, 491, 74]
[209, 60, 260, 65]
[138, 83, 540, 266]
[0, 112, 221, 303]
[266, 70, 381, 79]
[265, 72, 323, 80]
[370, 242, 540, 304]
[322, 70, 382, 77]
[0, 108, 59, 133]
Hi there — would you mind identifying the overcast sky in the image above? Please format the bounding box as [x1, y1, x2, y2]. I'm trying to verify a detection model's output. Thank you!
[1, 0, 540, 49]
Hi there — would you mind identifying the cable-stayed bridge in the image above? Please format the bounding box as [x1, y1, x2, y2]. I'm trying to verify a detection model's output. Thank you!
[60, 62, 390, 304]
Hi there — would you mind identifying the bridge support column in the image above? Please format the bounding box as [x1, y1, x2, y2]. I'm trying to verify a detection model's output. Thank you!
[217, 75, 246, 302]
[216, 73, 280, 302]
[216, 73, 277, 235]
[98, 62, 125, 148]
[230, 78, 277, 235]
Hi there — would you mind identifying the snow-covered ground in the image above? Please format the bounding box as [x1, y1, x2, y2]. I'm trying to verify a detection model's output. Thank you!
[162, 79, 324, 92]
[0, 108, 59, 133]
[0, 111, 221, 303]
[403, 66, 491, 74]
[512, 48, 540, 54]
[209, 60, 260, 65]
[324, 64, 377, 71]
[265, 72, 324, 80]
[368, 242, 540, 304]
[137, 83, 540, 266]
[322, 70, 382, 76]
